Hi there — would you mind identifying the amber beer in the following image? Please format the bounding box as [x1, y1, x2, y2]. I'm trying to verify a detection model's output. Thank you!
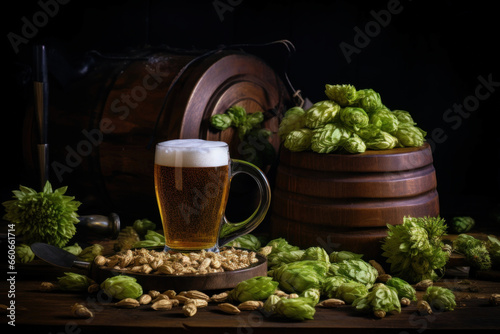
[154, 139, 230, 251]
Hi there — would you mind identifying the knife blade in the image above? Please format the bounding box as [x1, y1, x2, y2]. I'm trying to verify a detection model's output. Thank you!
[31, 242, 90, 270]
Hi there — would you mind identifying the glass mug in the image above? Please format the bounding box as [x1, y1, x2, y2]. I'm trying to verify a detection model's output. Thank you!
[154, 139, 271, 252]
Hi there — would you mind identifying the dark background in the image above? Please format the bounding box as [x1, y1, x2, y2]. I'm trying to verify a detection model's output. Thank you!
[3, 0, 500, 227]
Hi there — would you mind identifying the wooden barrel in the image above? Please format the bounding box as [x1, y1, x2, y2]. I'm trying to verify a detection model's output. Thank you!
[270, 143, 439, 261]
[23, 49, 291, 223]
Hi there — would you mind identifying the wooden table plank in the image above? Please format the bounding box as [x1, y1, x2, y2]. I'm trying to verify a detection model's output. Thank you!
[2, 260, 500, 334]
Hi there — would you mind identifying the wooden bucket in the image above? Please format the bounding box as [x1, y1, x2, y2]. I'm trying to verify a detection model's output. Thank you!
[270, 143, 439, 260]
[23, 50, 291, 223]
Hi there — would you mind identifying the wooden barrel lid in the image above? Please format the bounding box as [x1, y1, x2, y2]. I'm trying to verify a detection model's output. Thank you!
[159, 51, 290, 161]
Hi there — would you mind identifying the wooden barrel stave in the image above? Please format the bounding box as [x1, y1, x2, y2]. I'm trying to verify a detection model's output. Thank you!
[275, 164, 437, 199]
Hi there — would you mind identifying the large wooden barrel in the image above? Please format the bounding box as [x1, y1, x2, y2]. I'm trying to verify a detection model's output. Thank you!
[270, 143, 439, 261]
[23, 49, 291, 223]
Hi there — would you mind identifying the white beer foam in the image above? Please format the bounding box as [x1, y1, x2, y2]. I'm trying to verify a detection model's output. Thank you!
[155, 139, 229, 167]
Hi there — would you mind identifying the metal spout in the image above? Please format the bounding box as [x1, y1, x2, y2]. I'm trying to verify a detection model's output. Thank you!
[77, 212, 120, 239]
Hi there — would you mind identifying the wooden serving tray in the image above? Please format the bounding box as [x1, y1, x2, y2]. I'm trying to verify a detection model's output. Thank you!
[90, 251, 268, 292]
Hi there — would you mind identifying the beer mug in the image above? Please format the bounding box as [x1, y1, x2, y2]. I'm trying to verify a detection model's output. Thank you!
[154, 139, 271, 252]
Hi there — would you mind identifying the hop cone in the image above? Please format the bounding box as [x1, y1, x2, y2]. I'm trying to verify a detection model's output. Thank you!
[2, 181, 81, 247]
[229, 276, 278, 303]
[423, 286, 456, 311]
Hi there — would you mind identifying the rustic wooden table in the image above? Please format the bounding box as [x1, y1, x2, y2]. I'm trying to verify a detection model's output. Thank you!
[2, 257, 500, 334]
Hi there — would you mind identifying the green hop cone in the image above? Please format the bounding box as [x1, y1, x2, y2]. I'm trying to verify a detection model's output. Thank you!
[382, 216, 449, 283]
[247, 112, 264, 127]
[63, 243, 83, 256]
[58, 272, 95, 292]
[78, 244, 104, 262]
[210, 114, 233, 130]
[321, 275, 353, 299]
[394, 123, 426, 147]
[325, 84, 359, 106]
[300, 288, 321, 305]
[334, 259, 378, 288]
[304, 100, 341, 129]
[336, 282, 369, 304]
[453, 234, 491, 271]
[353, 283, 401, 315]
[278, 107, 306, 140]
[301, 247, 330, 263]
[226, 105, 247, 127]
[386, 277, 417, 301]
[2, 181, 81, 248]
[15, 244, 35, 263]
[329, 250, 364, 263]
[423, 286, 456, 311]
[132, 218, 157, 238]
[449, 216, 475, 234]
[268, 250, 305, 269]
[486, 235, 500, 267]
[229, 276, 279, 303]
[355, 123, 381, 140]
[275, 297, 316, 321]
[370, 107, 399, 134]
[270, 260, 329, 293]
[311, 123, 351, 153]
[355, 89, 383, 113]
[342, 134, 366, 154]
[339, 107, 369, 132]
[226, 234, 261, 251]
[266, 238, 300, 254]
[365, 131, 398, 150]
[284, 129, 313, 152]
[262, 294, 282, 315]
[133, 229, 166, 248]
[100, 275, 143, 300]
[392, 110, 416, 125]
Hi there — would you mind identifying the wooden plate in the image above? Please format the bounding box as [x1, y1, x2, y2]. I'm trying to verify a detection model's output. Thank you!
[90, 251, 268, 292]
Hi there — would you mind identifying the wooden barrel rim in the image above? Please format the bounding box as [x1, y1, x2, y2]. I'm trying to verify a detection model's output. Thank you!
[275, 163, 437, 199]
[278, 142, 434, 172]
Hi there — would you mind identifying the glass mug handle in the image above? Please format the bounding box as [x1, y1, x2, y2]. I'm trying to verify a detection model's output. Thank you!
[218, 159, 271, 246]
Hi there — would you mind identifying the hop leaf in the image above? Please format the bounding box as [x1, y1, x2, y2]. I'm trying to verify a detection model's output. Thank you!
[2, 181, 81, 247]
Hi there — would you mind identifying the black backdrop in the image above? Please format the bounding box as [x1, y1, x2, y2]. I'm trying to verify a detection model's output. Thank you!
[3, 0, 500, 226]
